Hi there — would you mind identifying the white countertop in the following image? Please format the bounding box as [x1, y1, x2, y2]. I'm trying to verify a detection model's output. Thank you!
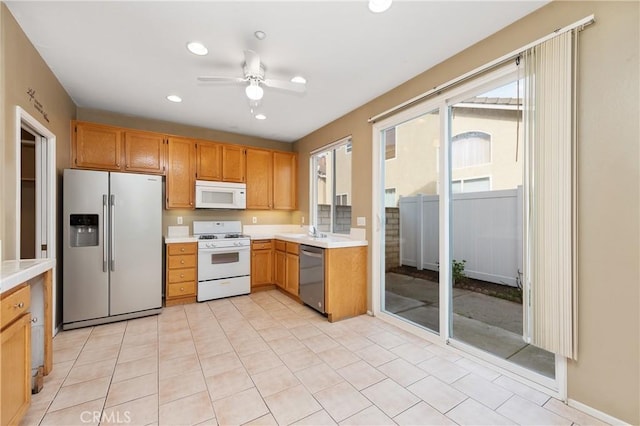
[272, 233, 367, 249]
[1, 258, 56, 294]
[164, 236, 199, 244]
[244, 224, 368, 249]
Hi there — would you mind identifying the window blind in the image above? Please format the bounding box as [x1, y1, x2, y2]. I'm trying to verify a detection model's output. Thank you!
[523, 30, 578, 360]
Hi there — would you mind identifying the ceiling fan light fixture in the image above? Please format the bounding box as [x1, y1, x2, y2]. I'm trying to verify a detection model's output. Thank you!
[368, 0, 392, 13]
[166, 95, 182, 103]
[187, 41, 208, 56]
[255, 114, 267, 120]
[291, 76, 307, 84]
[245, 80, 264, 100]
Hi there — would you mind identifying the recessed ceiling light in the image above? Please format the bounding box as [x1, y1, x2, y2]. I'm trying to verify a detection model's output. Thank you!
[254, 31, 267, 41]
[255, 114, 267, 120]
[186, 41, 208, 56]
[166, 95, 182, 103]
[291, 76, 307, 84]
[368, 0, 392, 13]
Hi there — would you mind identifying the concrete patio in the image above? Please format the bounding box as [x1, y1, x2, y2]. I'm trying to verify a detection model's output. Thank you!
[384, 272, 555, 378]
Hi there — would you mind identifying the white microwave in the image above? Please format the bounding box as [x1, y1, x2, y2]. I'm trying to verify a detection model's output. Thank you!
[195, 180, 246, 209]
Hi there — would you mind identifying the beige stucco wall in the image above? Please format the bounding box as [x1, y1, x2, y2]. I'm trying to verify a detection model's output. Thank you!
[294, 2, 639, 423]
[1, 2, 77, 262]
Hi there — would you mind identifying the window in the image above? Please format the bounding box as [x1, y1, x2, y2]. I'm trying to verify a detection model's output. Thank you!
[451, 131, 491, 169]
[384, 188, 397, 207]
[311, 137, 352, 234]
[451, 177, 491, 193]
[384, 127, 396, 160]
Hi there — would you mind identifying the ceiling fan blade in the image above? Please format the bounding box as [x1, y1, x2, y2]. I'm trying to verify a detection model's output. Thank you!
[263, 79, 306, 93]
[197, 76, 246, 83]
[244, 50, 261, 76]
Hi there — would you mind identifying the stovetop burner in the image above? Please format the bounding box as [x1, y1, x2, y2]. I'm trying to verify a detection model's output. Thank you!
[198, 233, 247, 240]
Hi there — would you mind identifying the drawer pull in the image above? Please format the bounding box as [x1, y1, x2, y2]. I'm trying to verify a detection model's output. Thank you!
[180, 248, 185, 252]
[180, 287, 184, 291]
[180, 274, 184, 278]
[14, 302, 24, 309]
[180, 260, 185, 264]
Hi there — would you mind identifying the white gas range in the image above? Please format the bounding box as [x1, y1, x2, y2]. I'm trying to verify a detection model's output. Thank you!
[193, 220, 251, 302]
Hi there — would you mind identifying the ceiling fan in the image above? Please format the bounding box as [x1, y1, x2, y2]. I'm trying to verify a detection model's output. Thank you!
[197, 50, 306, 102]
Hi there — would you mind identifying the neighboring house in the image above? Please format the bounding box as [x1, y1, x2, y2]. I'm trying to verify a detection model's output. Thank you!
[384, 97, 523, 207]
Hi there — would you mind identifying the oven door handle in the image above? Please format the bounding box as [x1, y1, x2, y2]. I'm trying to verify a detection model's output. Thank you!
[199, 247, 250, 254]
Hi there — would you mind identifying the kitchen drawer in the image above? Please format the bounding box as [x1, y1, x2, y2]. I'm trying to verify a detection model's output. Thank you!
[1, 284, 31, 329]
[275, 240, 286, 252]
[168, 254, 196, 269]
[167, 243, 196, 256]
[167, 282, 196, 298]
[286, 242, 299, 255]
[252, 240, 272, 250]
[168, 268, 196, 284]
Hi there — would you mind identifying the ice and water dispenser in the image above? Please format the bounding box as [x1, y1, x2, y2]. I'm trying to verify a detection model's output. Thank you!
[69, 214, 99, 247]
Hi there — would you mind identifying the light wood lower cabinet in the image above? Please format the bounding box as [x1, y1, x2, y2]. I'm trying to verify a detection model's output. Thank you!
[0, 285, 31, 426]
[325, 246, 367, 322]
[251, 240, 273, 291]
[165, 242, 197, 306]
[271, 241, 299, 297]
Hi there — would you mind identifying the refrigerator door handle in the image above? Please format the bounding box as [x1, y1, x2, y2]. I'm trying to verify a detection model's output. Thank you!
[110, 194, 116, 271]
[103, 195, 108, 272]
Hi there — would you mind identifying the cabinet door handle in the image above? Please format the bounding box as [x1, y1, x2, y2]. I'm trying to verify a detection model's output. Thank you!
[180, 287, 184, 292]
[180, 260, 185, 264]
[14, 302, 24, 309]
[180, 274, 184, 278]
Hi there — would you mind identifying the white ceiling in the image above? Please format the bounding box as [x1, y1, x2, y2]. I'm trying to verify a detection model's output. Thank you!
[6, 1, 548, 143]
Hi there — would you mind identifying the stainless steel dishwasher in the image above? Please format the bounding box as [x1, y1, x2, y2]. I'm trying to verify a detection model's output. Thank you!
[299, 244, 325, 313]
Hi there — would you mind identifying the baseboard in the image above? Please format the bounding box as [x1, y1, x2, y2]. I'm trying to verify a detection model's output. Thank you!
[567, 398, 631, 426]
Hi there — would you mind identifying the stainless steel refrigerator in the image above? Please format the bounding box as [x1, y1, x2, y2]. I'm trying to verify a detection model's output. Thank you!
[62, 169, 162, 330]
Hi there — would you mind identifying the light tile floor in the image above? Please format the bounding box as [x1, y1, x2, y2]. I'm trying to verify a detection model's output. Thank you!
[21, 290, 606, 426]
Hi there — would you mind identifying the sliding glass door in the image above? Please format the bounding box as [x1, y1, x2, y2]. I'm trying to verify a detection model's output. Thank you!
[448, 78, 554, 379]
[376, 64, 556, 385]
[381, 109, 440, 334]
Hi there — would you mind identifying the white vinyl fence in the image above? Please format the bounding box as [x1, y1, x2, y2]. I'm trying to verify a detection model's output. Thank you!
[399, 187, 523, 287]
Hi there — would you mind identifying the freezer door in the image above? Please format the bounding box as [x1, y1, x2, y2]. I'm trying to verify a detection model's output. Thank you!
[109, 172, 162, 315]
[63, 169, 110, 324]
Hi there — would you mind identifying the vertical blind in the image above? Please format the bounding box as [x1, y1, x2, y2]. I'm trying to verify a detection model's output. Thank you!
[523, 30, 578, 360]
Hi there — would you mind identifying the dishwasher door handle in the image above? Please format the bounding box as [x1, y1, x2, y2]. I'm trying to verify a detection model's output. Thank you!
[300, 250, 323, 258]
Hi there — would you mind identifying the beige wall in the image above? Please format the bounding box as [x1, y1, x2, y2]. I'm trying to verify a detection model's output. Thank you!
[76, 108, 296, 232]
[294, 2, 639, 423]
[1, 2, 77, 261]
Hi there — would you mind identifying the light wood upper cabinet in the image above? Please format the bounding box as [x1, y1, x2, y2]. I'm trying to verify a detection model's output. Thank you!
[246, 148, 273, 209]
[196, 141, 222, 181]
[166, 137, 196, 209]
[222, 145, 246, 183]
[123, 130, 165, 175]
[73, 122, 164, 175]
[246, 149, 297, 210]
[72, 121, 122, 171]
[273, 151, 298, 210]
